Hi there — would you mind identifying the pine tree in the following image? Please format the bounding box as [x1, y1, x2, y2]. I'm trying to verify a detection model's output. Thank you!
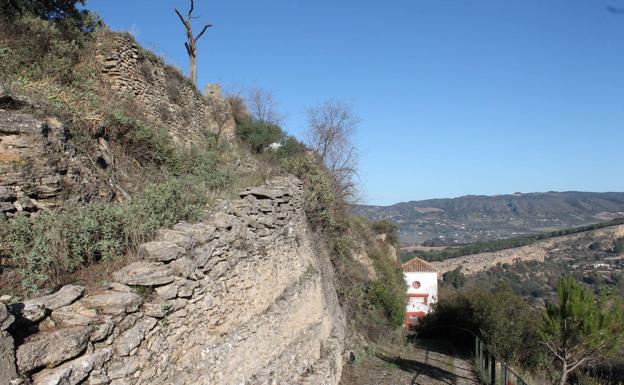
[539, 277, 624, 385]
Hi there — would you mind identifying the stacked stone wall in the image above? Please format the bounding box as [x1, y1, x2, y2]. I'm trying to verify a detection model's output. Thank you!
[96, 34, 235, 145]
[0, 175, 346, 385]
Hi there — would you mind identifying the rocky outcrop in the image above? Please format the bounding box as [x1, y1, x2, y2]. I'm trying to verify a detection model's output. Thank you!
[1, 32, 237, 219]
[431, 224, 624, 275]
[0, 89, 120, 218]
[2, 176, 346, 385]
[1, 304, 18, 385]
[96, 33, 235, 145]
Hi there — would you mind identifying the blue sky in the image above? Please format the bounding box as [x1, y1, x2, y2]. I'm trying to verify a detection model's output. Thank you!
[89, 0, 624, 205]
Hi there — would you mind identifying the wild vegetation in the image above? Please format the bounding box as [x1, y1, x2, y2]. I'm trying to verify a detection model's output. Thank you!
[0, 5, 239, 294]
[0, 0, 406, 344]
[541, 277, 624, 385]
[421, 277, 624, 385]
[235, 97, 406, 341]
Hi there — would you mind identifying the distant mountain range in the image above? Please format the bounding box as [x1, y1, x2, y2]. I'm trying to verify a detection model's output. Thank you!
[353, 192, 624, 244]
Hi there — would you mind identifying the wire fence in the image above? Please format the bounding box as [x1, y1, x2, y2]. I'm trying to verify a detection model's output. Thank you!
[475, 336, 530, 385]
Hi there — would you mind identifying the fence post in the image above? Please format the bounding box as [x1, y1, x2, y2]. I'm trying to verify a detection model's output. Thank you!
[479, 340, 484, 377]
[475, 337, 479, 374]
[475, 338, 530, 385]
[500, 362, 507, 385]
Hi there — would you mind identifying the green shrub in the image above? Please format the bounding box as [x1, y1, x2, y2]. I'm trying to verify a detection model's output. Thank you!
[0, 14, 90, 85]
[370, 220, 399, 246]
[274, 136, 306, 159]
[0, 178, 209, 292]
[281, 156, 337, 229]
[421, 284, 546, 367]
[236, 118, 284, 153]
[1, 0, 100, 33]
[3, 203, 127, 291]
[442, 267, 466, 288]
[170, 146, 231, 190]
[369, 248, 406, 328]
[613, 238, 624, 254]
[105, 108, 176, 167]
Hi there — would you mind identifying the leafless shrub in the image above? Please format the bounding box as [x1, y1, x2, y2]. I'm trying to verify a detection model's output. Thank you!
[246, 87, 284, 125]
[305, 100, 360, 202]
[138, 59, 154, 83]
[225, 94, 249, 124]
[156, 103, 171, 122]
[165, 69, 182, 104]
[209, 98, 233, 144]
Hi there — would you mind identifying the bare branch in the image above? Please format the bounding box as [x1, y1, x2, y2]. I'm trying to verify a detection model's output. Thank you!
[305, 100, 360, 201]
[246, 87, 284, 125]
[174, 1, 211, 85]
[195, 24, 212, 41]
[174, 8, 186, 26]
[188, 0, 194, 18]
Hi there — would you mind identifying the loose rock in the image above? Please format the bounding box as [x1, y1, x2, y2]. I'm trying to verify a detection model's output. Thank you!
[30, 285, 85, 311]
[17, 326, 91, 373]
[80, 291, 142, 316]
[113, 261, 174, 286]
[32, 348, 112, 385]
[137, 241, 184, 262]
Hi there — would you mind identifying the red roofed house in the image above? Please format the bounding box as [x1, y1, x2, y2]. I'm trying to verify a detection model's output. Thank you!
[402, 257, 438, 330]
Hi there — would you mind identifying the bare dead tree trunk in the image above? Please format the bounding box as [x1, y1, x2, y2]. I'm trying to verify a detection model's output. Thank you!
[175, 0, 212, 85]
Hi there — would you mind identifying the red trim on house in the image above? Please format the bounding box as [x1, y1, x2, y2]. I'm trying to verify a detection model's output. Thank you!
[404, 311, 426, 330]
[407, 293, 428, 305]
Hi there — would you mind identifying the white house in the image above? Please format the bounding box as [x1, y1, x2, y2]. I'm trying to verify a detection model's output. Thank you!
[401, 257, 438, 330]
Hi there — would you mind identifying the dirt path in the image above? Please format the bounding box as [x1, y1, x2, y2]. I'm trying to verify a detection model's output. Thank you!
[341, 339, 479, 385]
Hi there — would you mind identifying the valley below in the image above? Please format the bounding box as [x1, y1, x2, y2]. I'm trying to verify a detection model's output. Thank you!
[354, 192, 624, 244]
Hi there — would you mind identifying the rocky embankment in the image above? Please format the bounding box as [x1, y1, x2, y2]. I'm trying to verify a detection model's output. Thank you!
[0, 90, 101, 217]
[430, 224, 624, 275]
[0, 176, 346, 385]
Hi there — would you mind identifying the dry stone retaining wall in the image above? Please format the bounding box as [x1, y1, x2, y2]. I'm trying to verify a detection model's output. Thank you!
[0, 175, 346, 385]
[96, 34, 235, 145]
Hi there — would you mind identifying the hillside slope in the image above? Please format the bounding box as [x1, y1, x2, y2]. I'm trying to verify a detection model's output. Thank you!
[0, 7, 406, 385]
[354, 192, 624, 244]
[433, 224, 624, 305]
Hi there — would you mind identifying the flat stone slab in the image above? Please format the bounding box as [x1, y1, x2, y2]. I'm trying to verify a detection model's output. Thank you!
[114, 317, 157, 356]
[28, 285, 85, 311]
[137, 241, 184, 262]
[17, 326, 91, 373]
[80, 291, 142, 316]
[240, 187, 288, 199]
[9, 301, 46, 323]
[0, 303, 14, 331]
[51, 303, 98, 327]
[32, 348, 112, 385]
[113, 261, 174, 286]
[0, 331, 18, 384]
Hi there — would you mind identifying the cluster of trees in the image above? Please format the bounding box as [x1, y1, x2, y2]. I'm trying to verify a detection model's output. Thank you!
[422, 278, 624, 385]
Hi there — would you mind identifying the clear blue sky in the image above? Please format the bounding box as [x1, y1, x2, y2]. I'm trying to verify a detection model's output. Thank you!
[89, 0, 624, 205]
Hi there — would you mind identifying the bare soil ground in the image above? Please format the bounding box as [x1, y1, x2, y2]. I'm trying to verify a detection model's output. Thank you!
[341, 339, 478, 385]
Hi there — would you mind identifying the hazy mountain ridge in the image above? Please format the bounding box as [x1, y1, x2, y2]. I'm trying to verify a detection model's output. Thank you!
[354, 192, 624, 244]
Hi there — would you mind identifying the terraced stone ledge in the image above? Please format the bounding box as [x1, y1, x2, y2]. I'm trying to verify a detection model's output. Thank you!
[0, 175, 346, 385]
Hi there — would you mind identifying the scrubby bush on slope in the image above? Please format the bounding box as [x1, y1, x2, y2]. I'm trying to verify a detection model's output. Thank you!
[1, 179, 208, 291]
[420, 284, 546, 368]
[0, 8, 235, 293]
